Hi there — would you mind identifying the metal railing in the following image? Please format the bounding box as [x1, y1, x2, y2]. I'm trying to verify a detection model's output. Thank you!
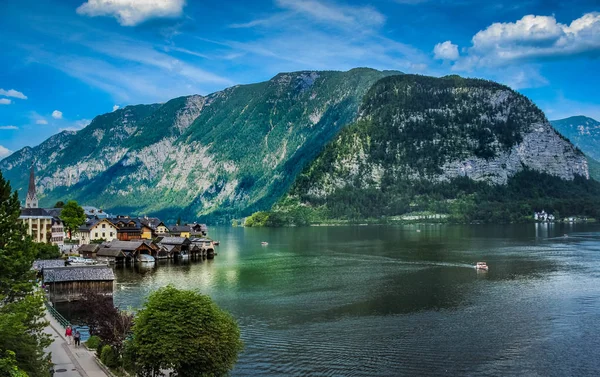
[45, 302, 70, 328]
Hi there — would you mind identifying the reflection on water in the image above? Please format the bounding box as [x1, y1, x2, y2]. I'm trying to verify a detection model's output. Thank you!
[107, 223, 600, 376]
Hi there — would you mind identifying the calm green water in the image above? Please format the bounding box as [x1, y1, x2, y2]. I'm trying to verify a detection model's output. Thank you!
[112, 223, 600, 376]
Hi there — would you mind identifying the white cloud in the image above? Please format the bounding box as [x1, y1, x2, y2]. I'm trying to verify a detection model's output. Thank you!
[0, 98, 12, 105]
[0, 89, 27, 99]
[36, 119, 48, 125]
[112, 105, 120, 111]
[0, 145, 11, 159]
[0, 125, 19, 130]
[52, 110, 63, 119]
[433, 41, 459, 60]
[451, 13, 600, 70]
[76, 0, 186, 26]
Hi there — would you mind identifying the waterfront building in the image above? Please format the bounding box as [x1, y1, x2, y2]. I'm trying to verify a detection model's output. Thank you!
[78, 218, 118, 244]
[42, 265, 114, 303]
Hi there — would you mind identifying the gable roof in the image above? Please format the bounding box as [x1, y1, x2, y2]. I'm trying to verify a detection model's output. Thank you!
[158, 237, 190, 245]
[43, 265, 114, 283]
[33, 259, 65, 270]
[78, 244, 100, 253]
[20, 208, 52, 218]
[169, 225, 191, 233]
[103, 240, 149, 251]
[79, 218, 116, 231]
[97, 248, 126, 257]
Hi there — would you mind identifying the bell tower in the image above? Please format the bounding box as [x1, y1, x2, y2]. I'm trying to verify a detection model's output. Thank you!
[25, 163, 38, 209]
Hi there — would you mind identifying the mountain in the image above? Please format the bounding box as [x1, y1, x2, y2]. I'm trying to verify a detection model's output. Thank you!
[0, 68, 400, 222]
[550, 116, 600, 181]
[281, 74, 598, 223]
[550, 116, 600, 161]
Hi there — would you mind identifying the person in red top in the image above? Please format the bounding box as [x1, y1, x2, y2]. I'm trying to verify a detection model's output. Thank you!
[65, 325, 73, 345]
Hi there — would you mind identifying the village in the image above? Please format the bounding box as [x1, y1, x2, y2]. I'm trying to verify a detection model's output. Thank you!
[20, 166, 218, 306]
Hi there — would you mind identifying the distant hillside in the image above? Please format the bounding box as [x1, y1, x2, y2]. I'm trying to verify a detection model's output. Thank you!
[588, 156, 600, 182]
[277, 74, 598, 223]
[551, 116, 600, 161]
[0, 68, 400, 222]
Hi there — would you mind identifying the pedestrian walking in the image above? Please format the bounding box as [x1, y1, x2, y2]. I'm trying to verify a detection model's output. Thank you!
[65, 325, 73, 345]
[74, 330, 81, 348]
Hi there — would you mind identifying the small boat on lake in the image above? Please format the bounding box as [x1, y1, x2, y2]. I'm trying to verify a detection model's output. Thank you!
[261, 242, 268, 246]
[475, 262, 489, 271]
[213, 241, 220, 246]
[138, 254, 156, 263]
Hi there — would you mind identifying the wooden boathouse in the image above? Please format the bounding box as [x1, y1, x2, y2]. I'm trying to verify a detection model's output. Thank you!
[42, 265, 115, 303]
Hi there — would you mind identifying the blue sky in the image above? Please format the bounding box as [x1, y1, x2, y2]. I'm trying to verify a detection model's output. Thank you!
[1, 0, 600, 158]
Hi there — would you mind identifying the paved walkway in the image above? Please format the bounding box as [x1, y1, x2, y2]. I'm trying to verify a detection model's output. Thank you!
[45, 312, 109, 377]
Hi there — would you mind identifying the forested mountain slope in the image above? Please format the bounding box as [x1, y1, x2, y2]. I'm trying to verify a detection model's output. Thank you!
[282, 75, 597, 223]
[0, 68, 399, 222]
[551, 116, 600, 161]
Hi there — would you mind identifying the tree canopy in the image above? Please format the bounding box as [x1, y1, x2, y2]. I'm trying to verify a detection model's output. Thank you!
[132, 285, 243, 377]
[0, 171, 52, 377]
[60, 200, 86, 239]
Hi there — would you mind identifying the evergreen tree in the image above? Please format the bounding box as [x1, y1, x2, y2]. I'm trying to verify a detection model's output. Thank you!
[0, 171, 52, 377]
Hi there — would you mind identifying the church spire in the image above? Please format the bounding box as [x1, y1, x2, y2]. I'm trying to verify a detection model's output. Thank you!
[25, 163, 38, 208]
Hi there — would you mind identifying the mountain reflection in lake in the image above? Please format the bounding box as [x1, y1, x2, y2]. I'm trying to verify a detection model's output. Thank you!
[111, 223, 600, 376]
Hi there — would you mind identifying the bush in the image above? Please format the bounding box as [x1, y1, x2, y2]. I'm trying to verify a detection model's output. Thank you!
[85, 336, 100, 350]
[100, 345, 118, 368]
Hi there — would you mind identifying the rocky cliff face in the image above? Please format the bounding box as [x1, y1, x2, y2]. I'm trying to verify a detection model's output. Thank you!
[0, 68, 399, 221]
[290, 75, 589, 201]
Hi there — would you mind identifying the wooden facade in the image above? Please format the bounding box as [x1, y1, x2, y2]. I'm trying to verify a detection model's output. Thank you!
[43, 266, 114, 303]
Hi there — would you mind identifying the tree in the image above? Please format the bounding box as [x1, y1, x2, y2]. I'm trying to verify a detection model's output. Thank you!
[32, 243, 61, 260]
[60, 200, 86, 240]
[75, 291, 133, 355]
[53, 201, 65, 208]
[0, 172, 52, 377]
[132, 286, 243, 377]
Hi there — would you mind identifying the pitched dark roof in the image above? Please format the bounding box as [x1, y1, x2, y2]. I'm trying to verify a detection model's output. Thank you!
[43, 266, 114, 283]
[79, 218, 116, 231]
[20, 208, 51, 217]
[169, 225, 190, 232]
[44, 208, 63, 218]
[103, 240, 148, 251]
[78, 244, 100, 253]
[139, 217, 163, 229]
[158, 237, 190, 245]
[33, 259, 65, 270]
[97, 248, 126, 257]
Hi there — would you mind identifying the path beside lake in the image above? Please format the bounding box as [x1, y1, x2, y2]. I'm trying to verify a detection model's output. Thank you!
[45, 312, 109, 377]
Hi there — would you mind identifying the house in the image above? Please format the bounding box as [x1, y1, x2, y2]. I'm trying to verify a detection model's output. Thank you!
[78, 218, 118, 245]
[139, 217, 169, 238]
[18, 167, 65, 246]
[102, 240, 159, 261]
[19, 208, 54, 244]
[96, 248, 127, 264]
[42, 265, 114, 303]
[157, 237, 191, 258]
[83, 206, 111, 219]
[78, 244, 100, 259]
[110, 218, 144, 241]
[188, 223, 207, 237]
[169, 225, 191, 238]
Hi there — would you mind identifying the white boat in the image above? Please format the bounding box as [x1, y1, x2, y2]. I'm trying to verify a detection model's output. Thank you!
[475, 262, 489, 271]
[138, 254, 156, 263]
[261, 242, 268, 246]
[180, 250, 189, 259]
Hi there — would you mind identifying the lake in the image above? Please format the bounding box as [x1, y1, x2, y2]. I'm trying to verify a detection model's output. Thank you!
[111, 223, 600, 376]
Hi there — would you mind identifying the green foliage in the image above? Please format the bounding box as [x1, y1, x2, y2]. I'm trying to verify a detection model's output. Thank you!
[90, 238, 106, 244]
[587, 156, 600, 182]
[100, 345, 119, 368]
[0, 351, 28, 377]
[53, 201, 65, 208]
[0, 171, 53, 377]
[0, 69, 401, 223]
[32, 243, 61, 260]
[85, 335, 101, 350]
[132, 285, 243, 377]
[60, 200, 86, 239]
[244, 211, 270, 227]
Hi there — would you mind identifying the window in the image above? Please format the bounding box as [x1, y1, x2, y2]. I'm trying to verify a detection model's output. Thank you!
[102, 224, 106, 229]
[95, 232, 98, 237]
[110, 232, 114, 237]
[102, 232, 106, 238]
